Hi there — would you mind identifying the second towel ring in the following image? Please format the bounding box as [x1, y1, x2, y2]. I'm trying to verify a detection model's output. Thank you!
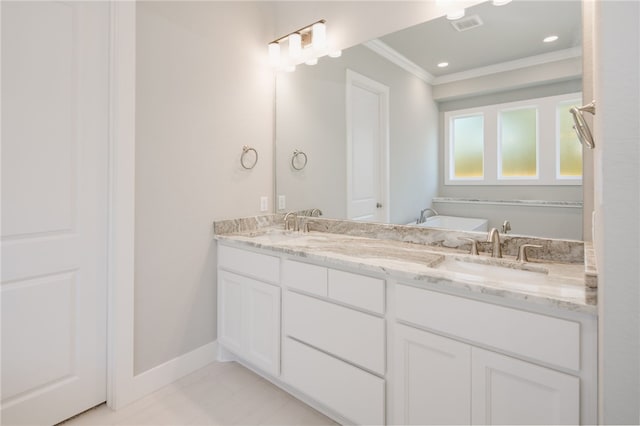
[241, 145, 258, 170]
[291, 149, 308, 171]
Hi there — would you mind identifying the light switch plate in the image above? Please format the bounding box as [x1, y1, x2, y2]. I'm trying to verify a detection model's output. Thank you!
[260, 196, 268, 212]
[278, 195, 286, 210]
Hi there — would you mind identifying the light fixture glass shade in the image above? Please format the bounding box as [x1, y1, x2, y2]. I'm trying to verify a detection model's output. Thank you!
[328, 50, 342, 58]
[305, 57, 318, 66]
[289, 33, 302, 60]
[446, 9, 465, 20]
[268, 42, 280, 67]
[492, 0, 512, 5]
[312, 22, 327, 51]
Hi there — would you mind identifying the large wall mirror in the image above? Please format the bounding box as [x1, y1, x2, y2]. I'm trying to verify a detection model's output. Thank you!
[275, 0, 584, 240]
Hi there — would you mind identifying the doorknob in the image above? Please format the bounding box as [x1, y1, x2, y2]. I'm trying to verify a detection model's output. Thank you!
[376, 202, 383, 208]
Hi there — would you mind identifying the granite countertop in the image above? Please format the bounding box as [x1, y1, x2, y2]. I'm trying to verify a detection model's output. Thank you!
[215, 224, 597, 315]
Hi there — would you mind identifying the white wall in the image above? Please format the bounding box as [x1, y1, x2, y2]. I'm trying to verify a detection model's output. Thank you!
[593, 1, 640, 423]
[275, 44, 438, 225]
[134, 1, 275, 374]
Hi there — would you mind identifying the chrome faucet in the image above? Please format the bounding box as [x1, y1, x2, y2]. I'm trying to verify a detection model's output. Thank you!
[486, 228, 502, 258]
[284, 212, 298, 231]
[310, 208, 323, 217]
[418, 208, 438, 224]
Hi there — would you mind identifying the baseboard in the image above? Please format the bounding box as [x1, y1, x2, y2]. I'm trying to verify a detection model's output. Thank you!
[129, 341, 218, 403]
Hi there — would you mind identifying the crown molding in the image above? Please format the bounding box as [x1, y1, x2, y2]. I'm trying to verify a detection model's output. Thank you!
[432, 46, 582, 85]
[363, 39, 434, 84]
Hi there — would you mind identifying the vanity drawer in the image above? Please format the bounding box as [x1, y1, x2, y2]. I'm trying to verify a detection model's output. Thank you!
[328, 269, 385, 314]
[284, 291, 385, 375]
[282, 259, 327, 297]
[218, 245, 279, 283]
[283, 337, 385, 425]
[395, 284, 580, 371]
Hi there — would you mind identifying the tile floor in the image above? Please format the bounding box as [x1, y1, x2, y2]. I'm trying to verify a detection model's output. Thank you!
[61, 361, 337, 425]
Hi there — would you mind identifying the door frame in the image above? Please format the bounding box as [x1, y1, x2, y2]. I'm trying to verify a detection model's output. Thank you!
[106, 1, 136, 410]
[345, 69, 390, 222]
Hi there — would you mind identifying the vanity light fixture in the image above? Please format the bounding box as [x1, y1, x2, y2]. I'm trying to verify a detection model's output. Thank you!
[268, 19, 340, 72]
[543, 35, 559, 43]
[446, 9, 465, 20]
[492, 0, 512, 5]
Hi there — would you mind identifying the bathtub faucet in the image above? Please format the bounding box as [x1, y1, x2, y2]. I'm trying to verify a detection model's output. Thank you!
[418, 208, 438, 224]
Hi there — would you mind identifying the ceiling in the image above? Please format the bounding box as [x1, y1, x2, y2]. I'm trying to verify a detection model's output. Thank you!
[379, 0, 582, 77]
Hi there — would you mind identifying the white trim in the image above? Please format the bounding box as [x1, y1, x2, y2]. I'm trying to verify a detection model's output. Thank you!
[433, 47, 582, 86]
[363, 39, 434, 84]
[345, 69, 390, 222]
[107, 1, 136, 410]
[128, 342, 218, 404]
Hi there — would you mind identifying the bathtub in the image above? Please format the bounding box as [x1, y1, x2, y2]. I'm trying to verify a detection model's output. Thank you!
[408, 215, 489, 232]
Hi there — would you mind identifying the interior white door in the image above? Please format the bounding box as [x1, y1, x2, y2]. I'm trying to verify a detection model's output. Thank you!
[346, 70, 389, 222]
[1, 2, 109, 424]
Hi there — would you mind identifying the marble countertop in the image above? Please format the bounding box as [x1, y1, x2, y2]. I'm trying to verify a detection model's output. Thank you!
[215, 226, 596, 315]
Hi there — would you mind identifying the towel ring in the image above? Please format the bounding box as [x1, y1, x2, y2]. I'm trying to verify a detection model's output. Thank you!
[240, 145, 258, 170]
[291, 149, 308, 171]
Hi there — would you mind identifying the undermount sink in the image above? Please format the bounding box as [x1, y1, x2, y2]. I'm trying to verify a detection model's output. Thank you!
[436, 256, 549, 284]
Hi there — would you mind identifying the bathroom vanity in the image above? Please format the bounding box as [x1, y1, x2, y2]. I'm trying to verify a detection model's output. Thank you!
[214, 216, 597, 425]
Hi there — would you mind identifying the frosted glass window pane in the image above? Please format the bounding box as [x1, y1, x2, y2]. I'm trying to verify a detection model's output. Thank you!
[500, 108, 537, 177]
[452, 115, 483, 178]
[557, 101, 583, 177]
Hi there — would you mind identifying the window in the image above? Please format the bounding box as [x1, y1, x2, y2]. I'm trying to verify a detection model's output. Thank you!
[451, 114, 484, 179]
[499, 107, 538, 178]
[444, 93, 582, 185]
[556, 100, 583, 178]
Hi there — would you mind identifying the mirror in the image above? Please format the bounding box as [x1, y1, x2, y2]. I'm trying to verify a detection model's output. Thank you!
[275, 0, 583, 240]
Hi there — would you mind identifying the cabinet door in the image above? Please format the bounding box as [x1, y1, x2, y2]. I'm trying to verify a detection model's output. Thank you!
[471, 348, 579, 425]
[218, 270, 244, 355]
[245, 278, 281, 376]
[393, 324, 471, 425]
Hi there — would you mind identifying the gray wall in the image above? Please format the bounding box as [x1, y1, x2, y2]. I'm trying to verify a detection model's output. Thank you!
[134, 1, 274, 374]
[593, 1, 640, 423]
[276, 44, 439, 225]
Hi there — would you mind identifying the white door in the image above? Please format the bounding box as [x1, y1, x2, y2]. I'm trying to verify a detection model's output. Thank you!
[471, 347, 579, 425]
[1, 2, 109, 424]
[346, 70, 389, 222]
[393, 324, 471, 425]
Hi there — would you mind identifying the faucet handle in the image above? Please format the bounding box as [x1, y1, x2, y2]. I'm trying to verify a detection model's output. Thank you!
[459, 238, 479, 255]
[516, 244, 543, 263]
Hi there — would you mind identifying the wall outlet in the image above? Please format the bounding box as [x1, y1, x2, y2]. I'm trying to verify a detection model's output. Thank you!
[260, 196, 268, 212]
[278, 195, 286, 210]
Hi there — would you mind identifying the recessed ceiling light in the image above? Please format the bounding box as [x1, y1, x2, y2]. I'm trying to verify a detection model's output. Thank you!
[492, 0, 512, 5]
[446, 9, 465, 20]
[437, 62, 449, 68]
[543, 35, 559, 43]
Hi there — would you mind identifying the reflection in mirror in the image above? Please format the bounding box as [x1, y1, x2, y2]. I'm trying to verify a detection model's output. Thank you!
[275, 0, 583, 240]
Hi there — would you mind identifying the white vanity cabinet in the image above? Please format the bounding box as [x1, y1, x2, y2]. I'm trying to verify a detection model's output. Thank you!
[393, 283, 588, 425]
[216, 241, 596, 426]
[281, 258, 386, 425]
[217, 246, 281, 376]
